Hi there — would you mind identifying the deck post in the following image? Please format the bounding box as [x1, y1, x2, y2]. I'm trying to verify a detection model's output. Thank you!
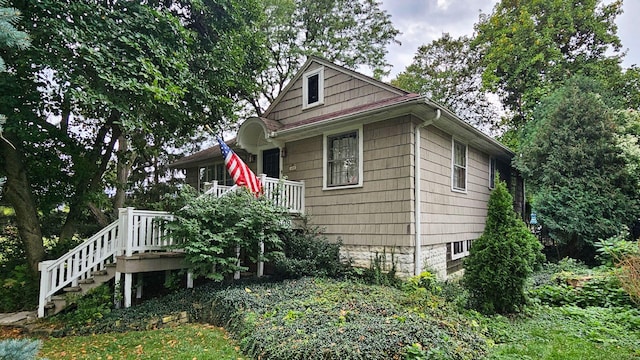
[234, 245, 241, 280]
[114, 271, 121, 309]
[187, 271, 193, 288]
[124, 273, 133, 308]
[37, 260, 54, 318]
[136, 274, 143, 299]
[257, 241, 264, 277]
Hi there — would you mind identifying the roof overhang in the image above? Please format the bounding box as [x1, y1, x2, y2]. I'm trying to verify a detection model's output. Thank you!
[257, 97, 513, 161]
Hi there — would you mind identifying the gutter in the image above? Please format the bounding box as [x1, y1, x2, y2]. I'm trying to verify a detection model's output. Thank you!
[414, 108, 440, 276]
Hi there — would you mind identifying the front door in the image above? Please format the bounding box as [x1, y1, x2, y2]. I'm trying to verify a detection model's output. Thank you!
[262, 148, 280, 179]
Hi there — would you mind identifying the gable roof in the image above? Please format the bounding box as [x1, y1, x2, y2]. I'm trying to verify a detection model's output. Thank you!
[262, 56, 409, 118]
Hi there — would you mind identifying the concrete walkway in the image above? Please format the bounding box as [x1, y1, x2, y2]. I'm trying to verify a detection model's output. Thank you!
[0, 311, 37, 326]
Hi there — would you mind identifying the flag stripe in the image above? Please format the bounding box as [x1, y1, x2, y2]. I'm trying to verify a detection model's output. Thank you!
[217, 137, 262, 194]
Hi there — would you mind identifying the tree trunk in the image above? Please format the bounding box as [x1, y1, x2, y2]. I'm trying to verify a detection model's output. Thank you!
[0, 133, 44, 277]
[112, 134, 135, 218]
[60, 117, 122, 242]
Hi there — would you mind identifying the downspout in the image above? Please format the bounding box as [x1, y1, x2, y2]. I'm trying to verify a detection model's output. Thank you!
[414, 108, 441, 276]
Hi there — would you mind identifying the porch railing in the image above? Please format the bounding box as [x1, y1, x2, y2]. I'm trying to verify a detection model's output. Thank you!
[38, 176, 305, 317]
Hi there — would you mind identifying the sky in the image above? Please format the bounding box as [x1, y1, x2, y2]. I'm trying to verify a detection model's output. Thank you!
[378, 0, 640, 80]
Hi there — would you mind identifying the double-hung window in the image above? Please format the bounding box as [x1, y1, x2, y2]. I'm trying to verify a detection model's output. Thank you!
[324, 128, 362, 189]
[452, 139, 467, 192]
[302, 67, 324, 109]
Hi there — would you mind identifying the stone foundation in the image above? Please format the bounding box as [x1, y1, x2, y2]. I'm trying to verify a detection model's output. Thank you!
[340, 243, 451, 280]
[340, 245, 415, 278]
[420, 243, 447, 280]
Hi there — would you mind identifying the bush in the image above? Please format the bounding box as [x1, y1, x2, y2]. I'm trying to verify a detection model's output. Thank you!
[463, 179, 543, 314]
[165, 187, 289, 281]
[0, 339, 41, 360]
[272, 219, 350, 279]
[53, 284, 113, 327]
[595, 228, 640, 267]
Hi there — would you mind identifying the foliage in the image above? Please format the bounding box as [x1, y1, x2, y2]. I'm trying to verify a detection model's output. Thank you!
[53, 284, 113, 328]
[595, 228, 640, 267]
[0, 264, 38, 312]
[40, 324, 245, 360]
[272, 219, 350, 279]
[529, 271, 634, 308]
[357, 249, 401, 287]
[463, 179, 543, 314]
[483, 305, 640, 359]
[52, 278, 489, 359]
[0, 0, 29, 73]
[165, 188, 288, 281]
[618, 254, 640, 305]
[248, 0, 399, 114]
[392, 33, 502, 132]
[474, 0, 625, 128]
[203, 278, 488, 360]
[0, 339, 41, 360]
[515, 77, 640, 260]
[0, 0, 267, 273]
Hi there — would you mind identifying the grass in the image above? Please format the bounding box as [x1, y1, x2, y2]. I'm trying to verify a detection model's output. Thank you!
[484, 306, 640, 359]
[38, 323, 246, 360]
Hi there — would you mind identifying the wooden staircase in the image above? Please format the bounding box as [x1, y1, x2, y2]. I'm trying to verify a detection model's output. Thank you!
[46, 263, 117, 315]
[38, 176, 305, 318]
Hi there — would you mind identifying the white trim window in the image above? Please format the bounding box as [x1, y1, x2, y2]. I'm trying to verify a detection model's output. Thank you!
[323, 127, 363, 189]
[451, 240, 472, 260]
[199, 163, 233, 191]
[302, 67, 324, 109]
[451, 139, 467, 192]
[489, 156, 497, 189]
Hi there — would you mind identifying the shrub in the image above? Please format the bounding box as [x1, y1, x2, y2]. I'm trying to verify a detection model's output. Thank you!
[165, 187, 289, 281]
[272, 219, 350, 279]
[463, 179, 543, 314]
[595, 228, 640, 267]
[53, 284, 113, 327]
[618, 254, 640, 305]
[0, 339, 41, 360]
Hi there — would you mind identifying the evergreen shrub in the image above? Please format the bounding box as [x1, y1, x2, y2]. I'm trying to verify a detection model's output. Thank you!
[463, 179, 543, 314]
[0, 339, 41, 360]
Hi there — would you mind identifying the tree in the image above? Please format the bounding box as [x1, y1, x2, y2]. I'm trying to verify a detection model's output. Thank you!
[247, 0, 400, 114]
[474, 0, 625, 130]
[463, 179, 543, 314]
[391, 34, 503, 132]
[0, 0, 267, 275]
[515, 76, 640, 260]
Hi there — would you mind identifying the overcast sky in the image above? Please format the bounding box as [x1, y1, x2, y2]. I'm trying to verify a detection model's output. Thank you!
[379, 0, 640, 80]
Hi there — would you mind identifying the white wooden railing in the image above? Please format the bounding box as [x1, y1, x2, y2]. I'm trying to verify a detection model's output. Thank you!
[204, 175, 305, 214]
[38, 209, 174, 317]
[38, 176, 304, 317]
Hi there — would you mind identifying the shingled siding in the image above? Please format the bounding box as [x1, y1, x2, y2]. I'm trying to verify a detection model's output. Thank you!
[420, 125, 492, 246]
[269, 63, 400, 125]
[281, 116, 415, 252]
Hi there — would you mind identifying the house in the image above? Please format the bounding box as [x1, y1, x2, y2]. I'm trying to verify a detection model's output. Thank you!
[170, 56, 523, 279]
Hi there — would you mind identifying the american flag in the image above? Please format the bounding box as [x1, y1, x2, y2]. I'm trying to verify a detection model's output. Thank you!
[217, 137, 262, 194]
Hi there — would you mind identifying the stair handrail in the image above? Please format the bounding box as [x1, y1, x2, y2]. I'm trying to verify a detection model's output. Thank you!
[38, 220, 119, 317]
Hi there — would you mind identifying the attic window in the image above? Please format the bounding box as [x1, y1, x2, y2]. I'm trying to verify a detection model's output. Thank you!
[302, 67, 324, 109]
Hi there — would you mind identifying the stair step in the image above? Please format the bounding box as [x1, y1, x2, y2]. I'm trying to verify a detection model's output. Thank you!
[63, 286, 82, 292]
[78, 278, 95, 284]
[92, 270, 109, 276]
[105, 263, 116, 268]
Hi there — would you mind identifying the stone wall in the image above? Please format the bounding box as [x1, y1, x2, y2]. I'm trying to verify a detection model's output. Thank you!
[420, 243, 447, 280]
[340, 244, 415, 278]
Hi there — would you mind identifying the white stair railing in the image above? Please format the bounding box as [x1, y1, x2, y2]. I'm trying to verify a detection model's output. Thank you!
[38, 220, 119, 318]
[38, 176, 305, 317]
